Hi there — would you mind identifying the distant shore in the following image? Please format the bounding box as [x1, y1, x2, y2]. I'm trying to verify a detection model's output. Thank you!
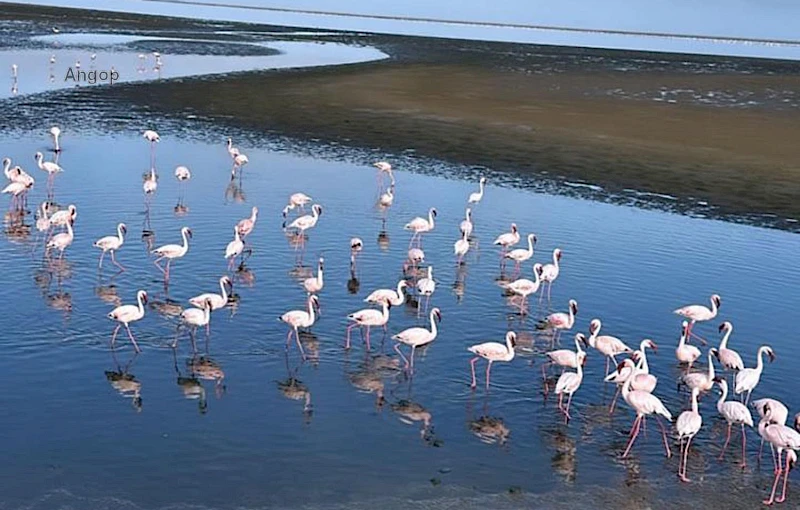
[3, 2, 800, 227]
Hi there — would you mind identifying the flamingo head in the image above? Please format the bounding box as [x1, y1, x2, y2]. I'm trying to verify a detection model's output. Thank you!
[183, 227, 193, 239]
[282, 205, 291, 217]
[2, 157, 10, 167]
[533, 263, 543, 276]
[138, 290, 148, 305]
[615, 358, 635, 372]
[568, 300, 578, 315]
[398, 280, 408, 289]
[575, 333, 587, 346]
[578, 351, 587, 366]
[681, 320, 689, 335]
[222, 276, 233, 288]
[718, 321, 732, 333]
[350, 238, 363, 250]
[506, 331, 517, 348]
[430, 207, 437, 218]
[554, 248, 562, 260]
[68, 204, 77, 218]
[34, 151, 43, 161]
[309, 295, 320, 310]
[709, 347, 719, 359]
[643, 339, 658, 353]
[764, 346, 776, 363]
[589, 318, 601, 334]
[313, 204, 323, 216]
[711, 294, 722, 308]
[119, 223, 127, 235]
[480, 176, 487, 184]
[510, 223, 517, 233]
[204, 298, 213, 309]
[431, 308, 442, 322]
[788, 450, 798, 469]
[528, 233, 537, 244]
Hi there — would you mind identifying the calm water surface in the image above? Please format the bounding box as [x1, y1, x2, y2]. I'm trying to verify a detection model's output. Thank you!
[0, 126, 798, 508]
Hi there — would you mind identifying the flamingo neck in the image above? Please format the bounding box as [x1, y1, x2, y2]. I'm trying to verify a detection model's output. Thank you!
[720, 327, 732, 349]
[204, 304, 211, 321]
[527, 236, 534, 253]
[505, 337, 514, 354]
[2, 160, 9, 175]
[574, 336, 583, 353]
[427, 267, 433, 280]
[465, 210, 470, 221]
[576, 357, 583, 379]
[717, 383, 728, 411]
[117, 225, 125, 242]
[137, 294, 145, 315]
[756, 348, 766, 372]
[621, 366, 633, 397]
[382, 302, 390, 320]
[429, 312, 438, 337]
[181, 230, 190, 251]
[568, 307, 575, 327]
[317, 265, 324, 285]
[395, 281, 405, 301]
[691, 391, 699, 414]
[678, 330, 687, 347]
[428, 210, 435, 228]
[707, 352, 716, 379]
[234, 229, 241, 242]
[479, 180, 484, 194]
[710, 298, 718, 314]
[552, 251, 560, 268]
[66, 221, 73, 236]
[638, 348, 649, 373]
[219, 279, 229, 301]
[307, 299, 316, 321]
[251, 209, 258, 222]
[533, 267, 540, 287]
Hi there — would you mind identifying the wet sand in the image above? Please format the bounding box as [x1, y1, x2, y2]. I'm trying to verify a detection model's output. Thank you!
[3, 3, 800, 225]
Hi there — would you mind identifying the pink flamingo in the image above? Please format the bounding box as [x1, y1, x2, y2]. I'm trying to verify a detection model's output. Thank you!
[753, 398, 789, 466]
[675, 321, 701, 368]
[586, 318, 633, 375]
[151, 226, 192, 283]
[237, 207, 258, 239]
[555, 351, 586, 423]
[404, 207, 436, 247]
[502, 233, 536, 274]
[761, 406, 800, 505]
[716, 321, 744, 372]
[345, 301, 390, 351]
[674, 293, 720, 344]
[676, 387, 703, 482]
[543, 333, 586, 380]
[468, 331, 516, 389]
[493, 223, 519, 255]
[502, 263, 543, 314]
[107, 290, 147, 353]
[280, 295, 319, 359]
[617, 358, 673, 459]
[715, 378, 753, 467]
[539, 248, 562, 301]
[538, 299, 578, 345]
[392, 308, 441, 372]
[93, 223, 127, 270]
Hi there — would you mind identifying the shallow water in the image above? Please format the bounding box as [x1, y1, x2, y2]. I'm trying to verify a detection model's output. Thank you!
[0, 120, 799, 508]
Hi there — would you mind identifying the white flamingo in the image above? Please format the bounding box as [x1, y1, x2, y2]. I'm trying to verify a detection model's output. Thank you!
[151, 226, 192, 282]
[232, 153, 248, 175]
[544, 333, 586, 379]
[373, 161, 394, 187]
[734, 345, 775, 405]
[178, 298, 212, 348]
[460, 208, 473, 238]
[174, 165, 191, 187]
[345, 301, 390, 351]
[237, 207, 258, 238]
[225, 226, 244, 269]
[468, 331, 516, 389]
[586, 318, 633, 375]
[143, 130, 159, 165]
[555, 350, 587, 423]
[50, 126, 61, 152]
[605, 340, 658, 414]
[7, 166, 35, 187]
[674, 294, 721, 343]
[379, 186, 394, 207]
[93, 222, 127, 270]
[676, 387, 703, 483]
[539, 248, 562, 300]
[46, 219, 73, 258]
[681, 349, 717, 394]
[2, 157, 11, 178]
[618, 358, 673, 459]
[2, 181, 31, 208]
[760, 407, 800, 505]
[350, 237, 363, 269]
[143, 168, 157, 195]
[303, 257, 324, 294]
[392, 308, 441, 371]
[35, 201, 50, 232]
[49, 204, 76, 227]
[540, 299, 578, 344]
[503, 233, 536, 272]
[493, 223, 519, 253]
[226, 137, 239, 159]
[502, 263, 543, 313]
[404, 247, 425, 273]
[107, 290, 147, 352]
[365, 280, 408, 307]
[716, 321, 744, 371]
[282, 192, 312, 216]
[753, 398, 789, 465]
[454, 230, 470, 263]
[716, 378, 753, 467]
[468, 176, 487, 204]
[35, 151, 63, 176]
[675, 321, 701, 368]
[189, 276, 232, 311]
[280, 295, 319, 359]
[404, 207, 436, 247]
[416, 266, 436, 311]
[285, 204, 322, 245]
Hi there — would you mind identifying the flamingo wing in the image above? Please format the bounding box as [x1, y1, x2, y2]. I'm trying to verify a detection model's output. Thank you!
[468, 342, 507, 359]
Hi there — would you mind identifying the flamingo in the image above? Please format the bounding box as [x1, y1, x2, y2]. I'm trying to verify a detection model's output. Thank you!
[674, 294, 721, 344]
[460, 208, 473, 238]
[303, 257, 324, 294]
[735, 345, 775, 405]
[605, 341, 657, 414]
[285, 204, 322, 244]
[226, 137, 239, 159]
[404, 207, 436, 247]
[224, 226, 244, 269]
[2, 181, 31, 208]
[618, 358, 673, 459]
[143, 168, 157, 195]
[493, 223, 520, 254]
[682, 349, 717, 395]
[151, 226, 192, 282]
[2, 157, 10, 178]
[236, 206, 258, 238]
[379, 186, 394, 207]
[46, 219, 73, 258]
[178, 298, 212, 349]
[404, 247, 425, 273]
[754, 398, 789, 465]
[174, 165, 191, 191]
[143, 130, 159, 165]
[761, 407, 800, 505]
[716, 321, 744, 372]
[35, 201, 50, 232]
[189, 276, 232, 311]
[35, 151, 63, 176]
[392, 308, 441, 371]
[280, 295, 319, 359]
[502, 263, 543, 313]
[7, 166, 35, 187]
[93, 222, 127, 270]
[715, 378, 753, 467]
[49, 204, 77, 227]
[468, 331, 516, 389]
[107, 290, 147, 353]
[345, 301, 390, 351]
[350, 238, 363, 269]
[364, 280, 408, 307]
[282, 192, 312, 216]
[232, 153, 249, 175]
[50, 126, 61, 152]
[11, 63, 17, 78]
[555, 351, 587, 423]
[539, 248, 562, 300]
[373, 161, 394, 187]
[416, 266, 436, 312]
[539, 299, 578, 345]
[586, 318, 632, 374]
[468, 176, 487, 204]
[675, 321, 701, 368]
[544, 333, 586, 379]
[503, 233, 536, 272]
[676, 387, 703, 482]
[454, 230, 470, 263]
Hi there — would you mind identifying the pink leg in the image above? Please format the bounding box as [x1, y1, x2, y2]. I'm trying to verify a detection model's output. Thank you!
[740, 424, 748, 468]
[679, 436, 692, 482]
[394, 343, 409, 369]
[485, 360, 493, 389]
[469, 357, 479, 388]
[286, 329, 293, 349]
[294, 327, 306, 360]
[125, 324, 141, 353]
[410, 345, 417, 370]
[345, 324, 356, 349]
[153, 257, 165, 274]
[365, 326, 371, 351]
[110, 324, 121, 348]
[98, 251, 105, 268]
[719, 423, 732, 460]
[165, 259, 171, 282]
[656, 417, 672, 458]
[608, 385, 621, 414]
[605, 356, 610, 377]
[778, 452, 792, 503]
[765, 450, 784, 505]
[622, 415, 642, 458]
[111, 250, 125, 271]
[564, 392, 573, 423]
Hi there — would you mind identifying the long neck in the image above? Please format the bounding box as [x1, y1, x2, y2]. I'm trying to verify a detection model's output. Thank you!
[181, 230, 190, 250]
[691, 391, 699, 414]
[427, 267, 433, 280]
[552, 251, 559, 267]
[479, 180, 485, 193]
[2, 160, 9, 175]
[137, 294, 145, 315]
[527, 236, 534, 253]
[66, 221, 73, 237]
[117, 225, 125, 242]
[428, 210, 435, 228]
[756, 348, 766, 372]
[250, 209, 257, 222]
[465, 210, 470, 222]
[317, 264, 324, 285]
[382, 302, 390, 319]
[707, 352, 715, 379]
[204, 305, 211, 321]
[720, 326, 732, 349]
[576, 358, 583, 379]
[533, 267, 540, 286]
[568, 306, 575, 326]
[710, 298, 718, 314]
[678, 330, 687, 347]
[307, 299, 316, 321]
[429, 313, 438, 337]
[396, 281, 405, 300]
[219, 279, 228, 301]
[234, 229, 241, 243]
[621, 366, 633, 397]
[638, 347, 649, 372]
[574, 336, 583, 353]
[54, 134, 60, 150]
[717, 383, 728, 412]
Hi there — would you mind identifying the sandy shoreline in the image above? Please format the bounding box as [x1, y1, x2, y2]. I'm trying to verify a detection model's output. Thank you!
[3, 3, 800, 227]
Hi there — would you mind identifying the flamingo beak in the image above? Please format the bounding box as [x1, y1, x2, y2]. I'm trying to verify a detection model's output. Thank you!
[769, 352, 776, 363]
[650, 342, 658, 353]
[718, 323, 725, 333]
[615, 361, 626, 372]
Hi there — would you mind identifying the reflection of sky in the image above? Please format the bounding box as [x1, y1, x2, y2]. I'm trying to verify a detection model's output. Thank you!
[13, 0, 800, 60]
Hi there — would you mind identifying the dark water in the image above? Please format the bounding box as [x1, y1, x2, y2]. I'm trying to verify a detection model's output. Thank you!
[1, 21, 800, 510]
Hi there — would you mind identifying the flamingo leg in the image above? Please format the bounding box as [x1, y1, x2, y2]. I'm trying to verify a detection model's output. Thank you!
[111, 324, 121, 348]
[719, 422, 732, 460]
[777, 451, 792, 503]
[394, 344, 409, 369]
[286, 329, 294, 349]
[656, 417, 672, 458]
[98, 250, 105, 268]
[608, 385, 621, 414]
[564, 392, 573, 423]
[294, 327, 306, 360]
[485, 360, 493, 389]
[679, 436, 693, 482]
[153, 257, 165, 274]
[110, 250, 125, 271]
[605, 356, 610, 377]
[410, 345, 417, 370]
[740, 423, 748, 468]
[124, 324, 141, 353]
[469, 357, 479, 388]
[365, 326, 371, 351]
[622, 415, 642, 458]
[345, 323, 357, 349]
[765, 450, 784, 505]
